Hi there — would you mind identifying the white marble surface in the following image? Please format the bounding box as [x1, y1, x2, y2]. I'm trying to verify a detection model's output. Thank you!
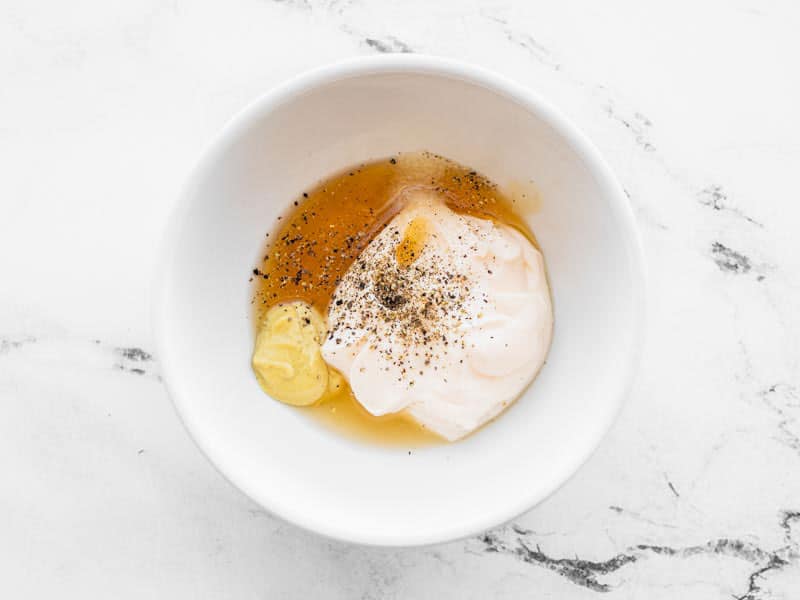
[2, 0, 800, 597]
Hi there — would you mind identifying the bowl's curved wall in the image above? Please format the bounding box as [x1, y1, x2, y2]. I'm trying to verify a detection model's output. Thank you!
[154, 56, 645, 546]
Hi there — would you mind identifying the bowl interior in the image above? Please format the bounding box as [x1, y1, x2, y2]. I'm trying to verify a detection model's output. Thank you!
[155, 59, 644, 546]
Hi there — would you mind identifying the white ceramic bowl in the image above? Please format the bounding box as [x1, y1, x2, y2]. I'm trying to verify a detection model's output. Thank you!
[153, 55, 645, 546]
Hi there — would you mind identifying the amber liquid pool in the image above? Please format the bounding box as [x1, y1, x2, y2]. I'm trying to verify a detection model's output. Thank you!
[252, 152, 538, 446]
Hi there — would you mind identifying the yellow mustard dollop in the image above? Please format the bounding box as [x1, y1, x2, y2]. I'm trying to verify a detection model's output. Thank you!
[252, 301, 342, 406]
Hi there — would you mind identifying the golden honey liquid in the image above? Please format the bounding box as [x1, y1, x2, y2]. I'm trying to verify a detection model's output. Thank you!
[252, 152, 538, 446]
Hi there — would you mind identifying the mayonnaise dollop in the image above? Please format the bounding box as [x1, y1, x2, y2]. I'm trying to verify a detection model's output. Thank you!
[321, 191, 553, 441]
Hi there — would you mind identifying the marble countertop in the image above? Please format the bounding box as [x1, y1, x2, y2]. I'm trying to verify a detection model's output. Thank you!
[3, 0, 799, 597]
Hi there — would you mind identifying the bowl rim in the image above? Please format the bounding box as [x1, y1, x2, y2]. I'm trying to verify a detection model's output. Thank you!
[152, 54, 647, 547]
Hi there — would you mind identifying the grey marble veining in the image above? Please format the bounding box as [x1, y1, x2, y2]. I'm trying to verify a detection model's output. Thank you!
[2, 0, 799, 597]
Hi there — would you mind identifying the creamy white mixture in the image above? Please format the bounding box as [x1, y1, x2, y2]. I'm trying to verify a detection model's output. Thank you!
[321, 191, 552, 441]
